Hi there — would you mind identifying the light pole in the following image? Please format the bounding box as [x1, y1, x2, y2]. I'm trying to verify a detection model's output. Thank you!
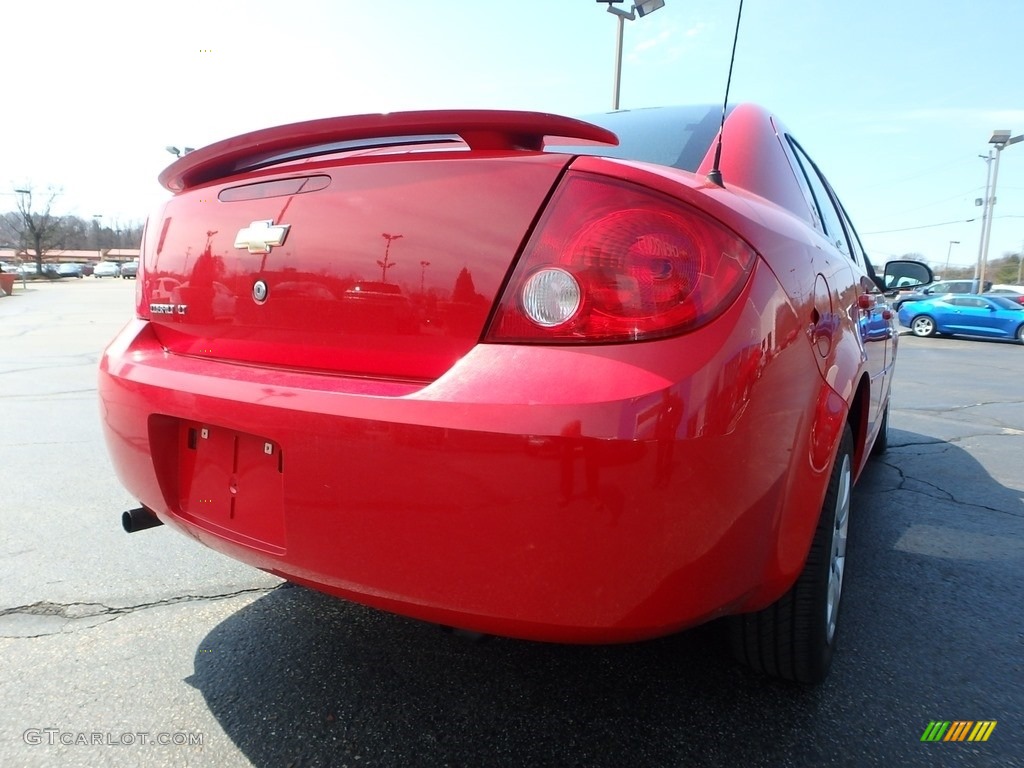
[92, 214, 104, 263]
[978, 130, 1023, 291]
[598, 0, 666, 110]
[378, 232, 402, 283]
[944, 240, 960, 274]
[419, 260, 431, 294]
[973, 152, 993, 284]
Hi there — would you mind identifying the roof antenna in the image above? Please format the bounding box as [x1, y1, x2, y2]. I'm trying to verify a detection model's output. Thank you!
[706, 0, 745, 188]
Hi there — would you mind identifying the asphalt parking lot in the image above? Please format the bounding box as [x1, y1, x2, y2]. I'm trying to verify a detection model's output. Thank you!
[1, 279, 1021, 767]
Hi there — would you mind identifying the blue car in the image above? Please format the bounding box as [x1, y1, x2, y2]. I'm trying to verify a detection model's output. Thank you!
[898, 294, 1024, 343]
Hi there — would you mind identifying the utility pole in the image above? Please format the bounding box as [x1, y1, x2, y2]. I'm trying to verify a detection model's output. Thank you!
[379, 233, 402, 283]
[978, 130, 1023, 290]
[944, 240, 960, 274]
[974, 152, 993, 285]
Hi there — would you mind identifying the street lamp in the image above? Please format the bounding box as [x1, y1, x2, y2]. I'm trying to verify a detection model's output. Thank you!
[378, 232, 403, 283]
[92, 214, 104, 263]
[977, 130, 1023, 290]
[944, 240, 960, 273]
[597, 0, 666, 110]
[419, 260, 431, 294]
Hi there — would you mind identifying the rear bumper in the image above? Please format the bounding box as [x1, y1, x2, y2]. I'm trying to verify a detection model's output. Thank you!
[99, 269, 830, 642]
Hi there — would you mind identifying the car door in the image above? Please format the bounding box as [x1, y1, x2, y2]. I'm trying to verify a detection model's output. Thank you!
[786, 137, 890, 429]
[953, 296, 1005, 337]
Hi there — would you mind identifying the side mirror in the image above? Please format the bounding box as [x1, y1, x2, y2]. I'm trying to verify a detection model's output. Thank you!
[883, 260, 934, 291]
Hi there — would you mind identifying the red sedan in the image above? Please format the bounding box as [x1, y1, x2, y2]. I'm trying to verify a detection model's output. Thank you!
[99, 104, 930, 683]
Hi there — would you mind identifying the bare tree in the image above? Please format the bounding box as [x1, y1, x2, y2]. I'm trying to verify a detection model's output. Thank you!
[0, 211, 20, 248]
[11, 186, 66, 270]
[1, 211, 144, 252]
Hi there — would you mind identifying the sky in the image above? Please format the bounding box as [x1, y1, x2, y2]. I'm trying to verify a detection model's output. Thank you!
[3, 0, 1023, 275]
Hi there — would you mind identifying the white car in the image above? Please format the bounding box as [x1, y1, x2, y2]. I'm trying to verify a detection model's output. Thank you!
[93, 262, 121, 278]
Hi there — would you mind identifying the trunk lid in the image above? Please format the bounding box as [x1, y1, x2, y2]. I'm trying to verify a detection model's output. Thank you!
[140, 111, 617, 382]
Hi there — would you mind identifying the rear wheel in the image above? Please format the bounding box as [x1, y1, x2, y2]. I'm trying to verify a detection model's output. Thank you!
[731, 425, 853, 684]
[1017, 324, 1024, 344]
[911, 315, 936, 337]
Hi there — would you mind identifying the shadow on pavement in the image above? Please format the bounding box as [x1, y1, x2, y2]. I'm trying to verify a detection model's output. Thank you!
[185, 429, 1022, 767]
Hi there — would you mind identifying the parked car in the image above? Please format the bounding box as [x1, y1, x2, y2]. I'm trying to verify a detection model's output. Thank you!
[120, 260, 140, 279]
[78, 262, 95, 277]
[988, 284, 1024, 306]
[898, 294, 1024, 342]
[55, 263, 84, 278]
[100, 105, 932, 683]
[892, 278, 992, 310]
[14, 262, 57, 278]
[93, 261, 121, 278]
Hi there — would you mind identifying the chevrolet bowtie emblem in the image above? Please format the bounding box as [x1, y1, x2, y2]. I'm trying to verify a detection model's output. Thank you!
[234, 220, 290, 254]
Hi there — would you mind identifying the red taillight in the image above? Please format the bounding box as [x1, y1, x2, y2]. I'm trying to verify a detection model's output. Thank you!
[485, 172, 756, 343]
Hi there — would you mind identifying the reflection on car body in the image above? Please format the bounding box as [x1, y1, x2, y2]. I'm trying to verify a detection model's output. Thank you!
[898, 294, 1024, 343]
[893, 278, 993, 310]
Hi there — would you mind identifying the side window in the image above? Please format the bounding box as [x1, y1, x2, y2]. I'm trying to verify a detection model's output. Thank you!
[787, 137, 850, 258]
[779, 134, 823, 233]
[834, 197, 865, 266]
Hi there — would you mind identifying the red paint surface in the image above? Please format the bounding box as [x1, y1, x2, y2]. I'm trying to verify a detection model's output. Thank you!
[100, 107, 895, 641]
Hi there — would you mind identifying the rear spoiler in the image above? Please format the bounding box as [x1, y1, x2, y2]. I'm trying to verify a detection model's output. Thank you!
[159, 110, 619, 192]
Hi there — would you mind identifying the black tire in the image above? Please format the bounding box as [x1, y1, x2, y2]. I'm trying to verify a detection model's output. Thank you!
[910, 315, 936, 337]
[1017, 325, 1024, 344]
[871, 402, 889, 457]
[730, 425, 853, 684]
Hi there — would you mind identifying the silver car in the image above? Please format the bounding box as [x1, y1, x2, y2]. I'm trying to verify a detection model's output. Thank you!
[93, 262, 121, 278]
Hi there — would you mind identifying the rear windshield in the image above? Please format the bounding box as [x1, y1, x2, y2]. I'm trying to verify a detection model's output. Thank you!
[550, 105, 727, 172]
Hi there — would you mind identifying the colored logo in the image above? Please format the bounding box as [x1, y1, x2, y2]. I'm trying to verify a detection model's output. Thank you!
[921, 721, 996, 742]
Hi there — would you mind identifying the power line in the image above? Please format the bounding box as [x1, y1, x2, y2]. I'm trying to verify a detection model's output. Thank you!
[862, 218, 977, 234]
[862, 214, 1023, 235]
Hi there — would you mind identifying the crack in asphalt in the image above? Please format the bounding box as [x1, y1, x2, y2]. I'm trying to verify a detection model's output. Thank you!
[0, 390, 99, 401]
[0, 357, 101, 375]
[880, 458, 954, 502]
[877, 457, 1022, 519]
[0, 586, 280, 639]
[900, 398, 1024, 411]
[0, 440, 95, 447]
[893, 428, 1024, 447]
[890, 439, 948, 448]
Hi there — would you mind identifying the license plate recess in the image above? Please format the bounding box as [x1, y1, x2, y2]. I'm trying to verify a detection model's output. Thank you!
[177, 421, 286, 551]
